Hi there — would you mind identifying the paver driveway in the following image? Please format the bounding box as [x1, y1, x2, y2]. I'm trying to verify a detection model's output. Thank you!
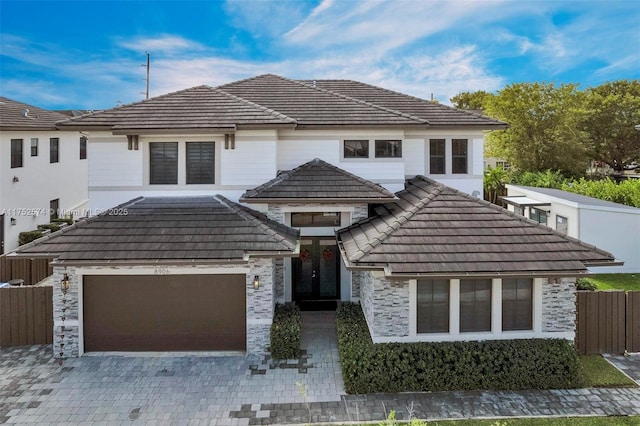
[0, 312, 344, 425]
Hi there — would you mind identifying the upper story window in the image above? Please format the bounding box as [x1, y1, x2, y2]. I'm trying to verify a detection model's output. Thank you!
[50, 138, 59, 163]
[79, 136, 87, 160]
[344, 140, 369, 158]
[31, 138, 38, 157]
[514, 206, 524, 216]
[375, 140, 402, 158]
[502, 278, 533, 331]
[186, 142, 215, 184]
[459, 279, 492, 332]
[150, 142, 178, 184]
[556, 215, 568, 234]
[50, 198, 59, 221]
[452, 139, 468, 174]
[530, 207, 547, 225]
[11, 139, 23, 168]
[429, 139, 445, 174]
[417, 279, 450, 333]
[291, 212, 341, 227]
[496, 161, 511, 171]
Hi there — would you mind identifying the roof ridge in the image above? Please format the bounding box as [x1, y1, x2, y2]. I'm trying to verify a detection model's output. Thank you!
[313, 79, 505, 125]
[212, 87, 297, 124]
[215, 195, 297, 251]
[272, 75, 428, 125]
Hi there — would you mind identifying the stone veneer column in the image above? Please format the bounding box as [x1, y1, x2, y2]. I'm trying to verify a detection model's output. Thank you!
[246, 258, 275, 354]
[52, 266, 80, 359]
[541, 277, 576, 333]
[359, 271, 410, 338]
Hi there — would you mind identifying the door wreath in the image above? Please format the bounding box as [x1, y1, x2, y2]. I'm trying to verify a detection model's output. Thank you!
[299, 249, 311, 262]
[322, 248, 334, 260]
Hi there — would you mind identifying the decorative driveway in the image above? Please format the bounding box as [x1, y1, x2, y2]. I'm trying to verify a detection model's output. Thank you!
[2, 315, 640, 425]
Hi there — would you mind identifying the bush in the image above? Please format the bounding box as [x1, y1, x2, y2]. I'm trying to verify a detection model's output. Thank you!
[37, 223, 61, 232]
[18, 230, 44, 246]
[576, 277, 597, 291]
[270, 303, 301, 360]
[51, 217, 74, 226]
[336, 303, 585, 394]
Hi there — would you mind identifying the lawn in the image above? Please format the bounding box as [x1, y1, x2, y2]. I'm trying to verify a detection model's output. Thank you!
[585, 273, 640, 291]
[579, 355, 637, 388]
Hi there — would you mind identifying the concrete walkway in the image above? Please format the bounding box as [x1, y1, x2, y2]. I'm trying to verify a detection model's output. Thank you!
[1, 314, 639, 424]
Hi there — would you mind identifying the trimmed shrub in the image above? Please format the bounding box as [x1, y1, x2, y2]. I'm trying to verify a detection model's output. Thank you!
[270, 303, 301, 360]
[37, 223, 61, 232]
[576, 277, 597, 291]
[51, 217, 74, 226]
[336, 303, 585, 394]
[18, 230, 44, 246]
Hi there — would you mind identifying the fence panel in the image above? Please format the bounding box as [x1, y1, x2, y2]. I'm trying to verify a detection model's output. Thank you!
[0, 286, 53, 347]
[0, 255, 53, 285]
[628, 291, 640, 353]
[576, 291, 626, 355]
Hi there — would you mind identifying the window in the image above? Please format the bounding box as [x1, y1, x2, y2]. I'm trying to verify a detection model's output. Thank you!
[502, 278, 533, 331]
[530, 207, 547, 225]
[496, 161, 511, 171]
[514, 206, 524, 216]
[31, 138, 38, 157]
[50, 199, 59, 221]
[10, 139, 23, 168]
[375, 140, 402, 158]
[417, 279, 449, 333]
[79, 136, 87, 160]
[556, 215, 568, 234]
[452, 139, 468, 174]
[186, 142, 215, 184]
[460, 279, 491, 332]
[291, 212, 341, 227]
[49, 138, 59, 163]
[150, 142, 178, 184]
[344, 140, 369, 158]
[429, 139, 445, 174]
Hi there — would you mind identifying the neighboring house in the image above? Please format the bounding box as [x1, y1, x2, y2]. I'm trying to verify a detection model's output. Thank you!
[502, 185, 640, 273]
[11, 74, 617, 358]
[0, 97, 89, 254]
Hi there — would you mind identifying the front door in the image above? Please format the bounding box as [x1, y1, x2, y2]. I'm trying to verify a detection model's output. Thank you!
[292, 238, 340, 306]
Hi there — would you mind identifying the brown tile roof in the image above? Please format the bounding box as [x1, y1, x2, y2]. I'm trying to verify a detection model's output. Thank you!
[0, 97, 70, 130]
[15, 196, 299, 265]
[55, 85, 297, 132]
[337, 176, 618, 278]
[55, 74, 505, 131]
[301, 79, 506, 128]
[240, 158, 397, 203]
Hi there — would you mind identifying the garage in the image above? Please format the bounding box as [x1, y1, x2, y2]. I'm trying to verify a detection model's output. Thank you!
[83, 274, 246, 352]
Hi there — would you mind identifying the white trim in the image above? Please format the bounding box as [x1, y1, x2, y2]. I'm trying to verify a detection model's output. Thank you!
[409, 280, 417, 336]
[450, 279, 460, 336]
[373, 331, 574, 344]
[74, 265, 249, 275]
[492, 278, 502, 335]
[281, 205, 356, 213]
[533, 278, 543, 333]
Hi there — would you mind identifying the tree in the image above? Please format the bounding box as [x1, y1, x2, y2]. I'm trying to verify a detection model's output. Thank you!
[578, 80, 640, 172]
[483, 166, 508, 204]
[450, 90, 493, 110]
[484, 82, 588, 177]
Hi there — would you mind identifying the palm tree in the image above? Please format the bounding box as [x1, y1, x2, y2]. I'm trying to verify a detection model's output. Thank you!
[484, 166, 508, 205]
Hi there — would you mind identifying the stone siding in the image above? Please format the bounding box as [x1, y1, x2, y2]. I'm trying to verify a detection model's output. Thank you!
[359, 272, 410, 338]
[52, 266, 80, 359]
[541, 277, 576, 333]
[273, 259, 285, 304]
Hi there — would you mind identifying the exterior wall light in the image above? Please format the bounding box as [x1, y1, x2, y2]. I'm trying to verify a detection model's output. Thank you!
[10, 218, 16, 226]
[253, 275, 260, 290]
[12, 176, 19, 183]
[60, 273, 70, 295]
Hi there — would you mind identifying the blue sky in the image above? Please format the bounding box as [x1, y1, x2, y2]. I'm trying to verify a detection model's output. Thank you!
[1, 0, 639, 110]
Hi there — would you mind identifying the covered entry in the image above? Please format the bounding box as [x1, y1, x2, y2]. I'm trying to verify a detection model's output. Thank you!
[83, 274, 246, 352]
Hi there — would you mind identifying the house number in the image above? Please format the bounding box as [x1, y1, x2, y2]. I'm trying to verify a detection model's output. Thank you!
[154, 267, 171, 275]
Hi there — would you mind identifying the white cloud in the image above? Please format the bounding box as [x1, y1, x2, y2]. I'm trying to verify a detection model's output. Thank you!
[117, 35, 205, 54]
[223, 0, 313, 37]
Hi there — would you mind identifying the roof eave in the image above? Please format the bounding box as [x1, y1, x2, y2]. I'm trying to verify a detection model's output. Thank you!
[49, 258, 250, 267]
[240, 197, 397, 204]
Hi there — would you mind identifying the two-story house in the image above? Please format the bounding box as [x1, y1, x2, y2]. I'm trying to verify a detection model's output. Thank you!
[0, 97, 89, 254]
[14, 75, 618, 358]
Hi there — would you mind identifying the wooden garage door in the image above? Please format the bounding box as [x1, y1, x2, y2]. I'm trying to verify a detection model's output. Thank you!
[83, 274, 246, 352]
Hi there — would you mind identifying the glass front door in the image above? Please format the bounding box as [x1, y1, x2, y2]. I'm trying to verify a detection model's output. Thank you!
[292, 237, 340, 303]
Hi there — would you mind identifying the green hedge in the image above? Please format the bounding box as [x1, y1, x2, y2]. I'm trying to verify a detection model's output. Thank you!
[37, 223, 61, 232]
[51, 217, 73, 226]
[336, 303, 584, 394]
[270, 303, 301, 360]
[18, 230, 44, 246]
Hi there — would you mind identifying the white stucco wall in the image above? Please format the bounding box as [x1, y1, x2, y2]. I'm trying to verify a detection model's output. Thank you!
[1, 130, 89, 253]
